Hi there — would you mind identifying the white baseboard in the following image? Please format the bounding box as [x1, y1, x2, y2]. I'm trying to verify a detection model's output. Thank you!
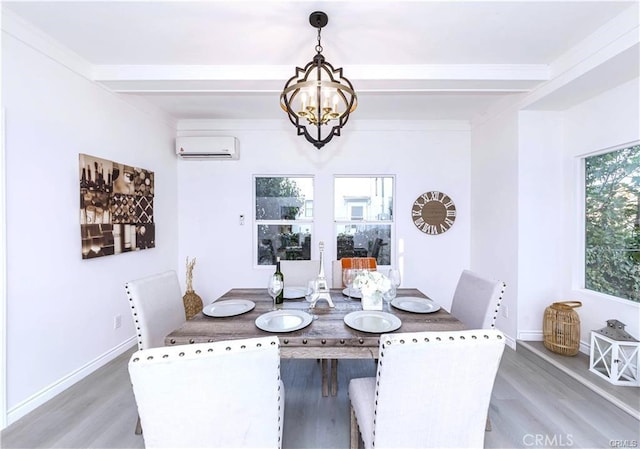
[503, 333, 517, 350]
[517, 330, 543, 341]
[517, 330, 590, 355]
[6, 337, 136, 426]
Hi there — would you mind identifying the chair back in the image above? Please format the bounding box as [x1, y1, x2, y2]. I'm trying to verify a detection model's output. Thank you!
[341, 257, 377, 271]
[373, 330, 505, 448]
[280, 260, 320, 286]
[128, 337, 284, 449]
[450, 269, 506, 329]
[125, 270, 186, 350]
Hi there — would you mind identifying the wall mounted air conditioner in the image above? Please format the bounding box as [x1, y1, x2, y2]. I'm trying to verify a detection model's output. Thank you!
[175, 136, 239, 160]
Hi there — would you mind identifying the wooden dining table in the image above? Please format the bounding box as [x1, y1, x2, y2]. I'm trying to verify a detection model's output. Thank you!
[165, 287, 464, 395]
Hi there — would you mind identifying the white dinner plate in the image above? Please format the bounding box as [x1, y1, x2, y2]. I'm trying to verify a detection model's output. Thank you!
[343, 311, 402, 333]
[203, 299, 256, 318]
[255, 310, 313, 333]
[283, 287, 306, 299]
[342, 287, 362, 299]
[391, 296, 441, 314]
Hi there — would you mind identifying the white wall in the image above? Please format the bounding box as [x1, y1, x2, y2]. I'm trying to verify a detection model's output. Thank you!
[517, 111, 567, 341]
[2, 34, 179, 423]
[176, 120, 472, 315]
[561, 78, 640, 344]
[481, 78, 640, 350]
[469, 108, 520, 343]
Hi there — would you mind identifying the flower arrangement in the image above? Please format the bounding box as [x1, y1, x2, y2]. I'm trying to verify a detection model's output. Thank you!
[353, 270, 391, 297]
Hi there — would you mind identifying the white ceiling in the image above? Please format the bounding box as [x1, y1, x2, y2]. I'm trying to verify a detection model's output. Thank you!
[3, 1, 638, 122]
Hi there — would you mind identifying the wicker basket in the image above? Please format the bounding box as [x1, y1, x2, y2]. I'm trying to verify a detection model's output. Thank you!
[543, 301, 582, 356]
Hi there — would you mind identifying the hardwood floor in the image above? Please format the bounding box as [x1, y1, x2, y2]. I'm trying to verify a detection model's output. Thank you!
[2, 345, 638, 448]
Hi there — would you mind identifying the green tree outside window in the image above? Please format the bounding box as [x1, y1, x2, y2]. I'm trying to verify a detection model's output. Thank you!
[585, 144, 640, 301]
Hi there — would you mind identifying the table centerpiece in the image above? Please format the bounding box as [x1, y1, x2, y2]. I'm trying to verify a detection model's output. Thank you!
[353, 270, 391, 311]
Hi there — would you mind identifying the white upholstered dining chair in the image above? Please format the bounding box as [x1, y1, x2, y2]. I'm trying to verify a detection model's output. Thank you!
[450, 269, 506, 330]
[125, 270, 186, 350]
[349, 329, 506, 449]
[279, 260, 320, 286]
[128, 336, 284, 449]
[449, 269, 506, 431]
[124, 270, 187, 434]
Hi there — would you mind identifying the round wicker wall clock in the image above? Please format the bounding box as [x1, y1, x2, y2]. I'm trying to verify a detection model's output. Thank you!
[411, 191, 456, 235]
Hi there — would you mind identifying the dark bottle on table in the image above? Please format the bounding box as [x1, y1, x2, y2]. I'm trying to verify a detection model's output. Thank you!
[275, 256, 284, 304]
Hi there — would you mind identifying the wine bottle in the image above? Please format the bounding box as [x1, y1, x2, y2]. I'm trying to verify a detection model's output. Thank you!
[274, 256, 284, 304]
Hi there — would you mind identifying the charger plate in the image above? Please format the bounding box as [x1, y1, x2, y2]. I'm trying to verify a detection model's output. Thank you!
[283, 287, 306, 299]
[391, 296, 441, 314]
[203, 299, 255, 318]
[255, 310, 313, 333]
[342, 287, 362, 299]
[344, 311, 401, 333]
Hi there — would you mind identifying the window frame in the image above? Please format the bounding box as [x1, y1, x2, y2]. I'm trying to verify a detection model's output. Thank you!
[253, 175, 315, 268]
[333, 175, 395, 267]
[579, 141, 640, 303]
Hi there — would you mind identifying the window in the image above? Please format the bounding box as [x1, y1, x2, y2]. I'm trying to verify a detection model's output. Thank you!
[334, 176, 394, 265]
[584, 144, 640, 302]
[255, 176, 313, 265]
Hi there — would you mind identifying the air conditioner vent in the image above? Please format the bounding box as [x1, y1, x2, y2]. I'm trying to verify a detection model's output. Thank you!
[175, 136, 239, 160]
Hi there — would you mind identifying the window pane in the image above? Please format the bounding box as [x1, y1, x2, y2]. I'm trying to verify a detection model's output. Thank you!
[585, 144, 640, 301]
[258, 224, 312, 264]
[334, 177, 393, 221]
[256, 177, 313, 220]
[336, 224, 391, 265]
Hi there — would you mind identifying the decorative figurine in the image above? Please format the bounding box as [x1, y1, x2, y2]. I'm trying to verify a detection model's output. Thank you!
[309, 241, 335, 308]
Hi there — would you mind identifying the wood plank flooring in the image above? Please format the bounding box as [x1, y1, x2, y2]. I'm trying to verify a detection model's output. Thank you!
[1, 344, 638, 448]
[519, 340, 639, 419]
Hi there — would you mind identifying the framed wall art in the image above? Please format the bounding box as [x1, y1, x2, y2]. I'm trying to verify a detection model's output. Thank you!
[79, 153, 155, 259]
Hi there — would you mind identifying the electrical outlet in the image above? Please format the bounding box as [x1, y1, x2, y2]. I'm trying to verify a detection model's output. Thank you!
[502, 305, 509, 318]
[114, 314, 122, 329]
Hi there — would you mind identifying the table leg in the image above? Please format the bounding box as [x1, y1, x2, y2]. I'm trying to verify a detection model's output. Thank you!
[321, 359, 329, 397]
[331, 358, 338, 396]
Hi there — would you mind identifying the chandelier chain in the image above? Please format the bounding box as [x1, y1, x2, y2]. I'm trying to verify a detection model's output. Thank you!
[315, 27, 323, 54]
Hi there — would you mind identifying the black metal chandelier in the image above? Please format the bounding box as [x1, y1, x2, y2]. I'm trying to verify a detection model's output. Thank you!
[280, 11, 357, 149]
